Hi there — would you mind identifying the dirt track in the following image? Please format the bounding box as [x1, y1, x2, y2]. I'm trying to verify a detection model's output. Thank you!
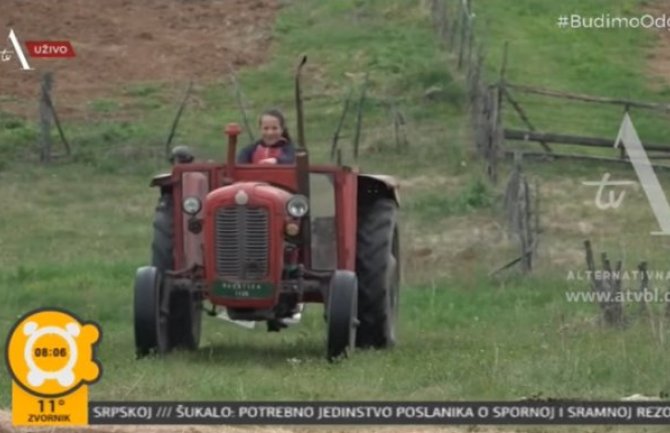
[0, 0, 278, 116]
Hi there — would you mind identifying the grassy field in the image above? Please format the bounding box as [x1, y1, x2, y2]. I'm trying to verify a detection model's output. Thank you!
[470, 0, 670, 150]
[3, 1, 670, 431]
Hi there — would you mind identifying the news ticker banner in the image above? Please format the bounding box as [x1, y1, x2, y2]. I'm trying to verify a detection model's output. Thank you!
[87, 401, 670, 425]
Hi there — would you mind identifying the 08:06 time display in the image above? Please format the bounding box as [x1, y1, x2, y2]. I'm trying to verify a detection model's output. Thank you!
[33, 347, 68, 357]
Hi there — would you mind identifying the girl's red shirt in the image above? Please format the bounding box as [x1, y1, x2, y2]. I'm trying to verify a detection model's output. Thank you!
[237, 137, 296, 164]
[251, 142, 285, 163]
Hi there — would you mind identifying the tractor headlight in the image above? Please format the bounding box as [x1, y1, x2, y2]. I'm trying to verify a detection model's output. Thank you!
[182, 197, 202, 215]
[287, 195, 309, 218]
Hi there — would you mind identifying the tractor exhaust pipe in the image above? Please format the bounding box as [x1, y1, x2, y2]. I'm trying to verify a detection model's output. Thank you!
[294, 55, 311, 267]
[295, 55, 308, 151]
[294, 56, 309, 197]
[224, 123, 241, 184]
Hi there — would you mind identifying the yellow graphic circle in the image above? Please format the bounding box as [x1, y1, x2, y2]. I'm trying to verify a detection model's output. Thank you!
[5, 309, 101, 397]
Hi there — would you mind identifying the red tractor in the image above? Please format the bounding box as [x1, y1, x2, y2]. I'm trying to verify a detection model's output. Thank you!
[133, 59, 400, 361]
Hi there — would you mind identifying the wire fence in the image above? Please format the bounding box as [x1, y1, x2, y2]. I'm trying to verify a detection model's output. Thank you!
[2, 0, 490, 168]
[433, 0, 670, 184]
[1, 66, 458, 167]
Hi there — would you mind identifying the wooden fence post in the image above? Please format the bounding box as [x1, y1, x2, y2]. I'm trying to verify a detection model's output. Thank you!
[165, 81, 194, 159]
[448, 0, 463, 52]
[584, 240, 625, 327]
[39, 72, 53, 163]
[457, 0, 469, 70]
[638, 261, 649, 317]
[390, 103, 408, 152]
[470, 48, 485, 153]
[488, 85, 500, 184]
[497, 152, 539, 274]
[430, 0, 440, 30]
[497, 41, 509, 111]
[433, 0, 448, 42]
[37, 72, 71, 162]
[352, 73, 369, 161]
[487, 42, 509, 184]
[330, 85, 354, 162]
[465, 3, 475, 77]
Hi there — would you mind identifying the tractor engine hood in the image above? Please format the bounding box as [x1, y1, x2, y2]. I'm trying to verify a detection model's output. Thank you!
[206, 181, 294, 209]
[201, 182, 298, 309]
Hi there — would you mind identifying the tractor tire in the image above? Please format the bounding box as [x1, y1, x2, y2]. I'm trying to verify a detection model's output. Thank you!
[168, 289, 202, 350]
[151, 192, 174, 273]
[327, 270, 358, 361]
[150, 192, 201, 351]
[355, 198, 400, 349]
[134, 266, 170, 357]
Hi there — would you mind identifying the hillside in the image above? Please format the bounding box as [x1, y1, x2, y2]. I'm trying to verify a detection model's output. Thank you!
[0, 0, 278, 115]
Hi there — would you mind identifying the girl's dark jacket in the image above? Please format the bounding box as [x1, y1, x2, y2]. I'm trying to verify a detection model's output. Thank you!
[236, 138, 296, 164]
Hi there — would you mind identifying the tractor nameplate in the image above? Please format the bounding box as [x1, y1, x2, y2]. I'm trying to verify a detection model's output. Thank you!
[212, 280, 274, 298]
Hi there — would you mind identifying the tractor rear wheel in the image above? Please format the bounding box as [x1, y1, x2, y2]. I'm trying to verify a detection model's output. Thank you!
[326, 270, 358, 361]
[355, 198, 400, 349]
[150, 191, 202, 351]
[152, 192, 174, 273]
[134, 266, 170, 357]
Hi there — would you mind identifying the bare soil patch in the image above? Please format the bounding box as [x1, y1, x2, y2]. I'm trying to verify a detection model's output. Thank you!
[0, 0, 279, 116]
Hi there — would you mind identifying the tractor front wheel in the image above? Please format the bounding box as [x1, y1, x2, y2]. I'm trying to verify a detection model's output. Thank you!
[168, 289, 202, 351]
[355, 198, 400, 349]
[134, 266, 170, 357]
[150, 190, 202, 352]
[326, 270, 358, 361]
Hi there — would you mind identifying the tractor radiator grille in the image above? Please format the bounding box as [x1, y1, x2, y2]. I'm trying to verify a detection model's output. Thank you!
[215, 206, 269, 278]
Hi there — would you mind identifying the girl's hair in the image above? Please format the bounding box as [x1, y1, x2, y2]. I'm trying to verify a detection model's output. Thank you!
[259, 108, 292, 142]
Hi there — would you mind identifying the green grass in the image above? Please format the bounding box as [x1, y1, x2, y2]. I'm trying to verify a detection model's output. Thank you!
[5, 257, 670, 407]
[467, 0, 670, 148]
[89, 99, 120, 113]
[476, 0, 656, 93]
[6, 258, 670, 404]
[405, 176, 493, 222]
[3, 2, 670, 430]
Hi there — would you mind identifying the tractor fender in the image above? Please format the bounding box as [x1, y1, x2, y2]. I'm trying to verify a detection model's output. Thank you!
[357, 174, 400, 206]
[181, 172, 209, 269]
[150, 173, 174, 194]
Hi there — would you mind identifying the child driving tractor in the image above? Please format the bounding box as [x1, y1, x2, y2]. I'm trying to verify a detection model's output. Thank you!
[237, 109, 296, 165]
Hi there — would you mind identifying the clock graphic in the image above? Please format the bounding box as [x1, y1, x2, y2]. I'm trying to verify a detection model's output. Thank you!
[23, 321, 80, 387]
[5, 308, 101, 397]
